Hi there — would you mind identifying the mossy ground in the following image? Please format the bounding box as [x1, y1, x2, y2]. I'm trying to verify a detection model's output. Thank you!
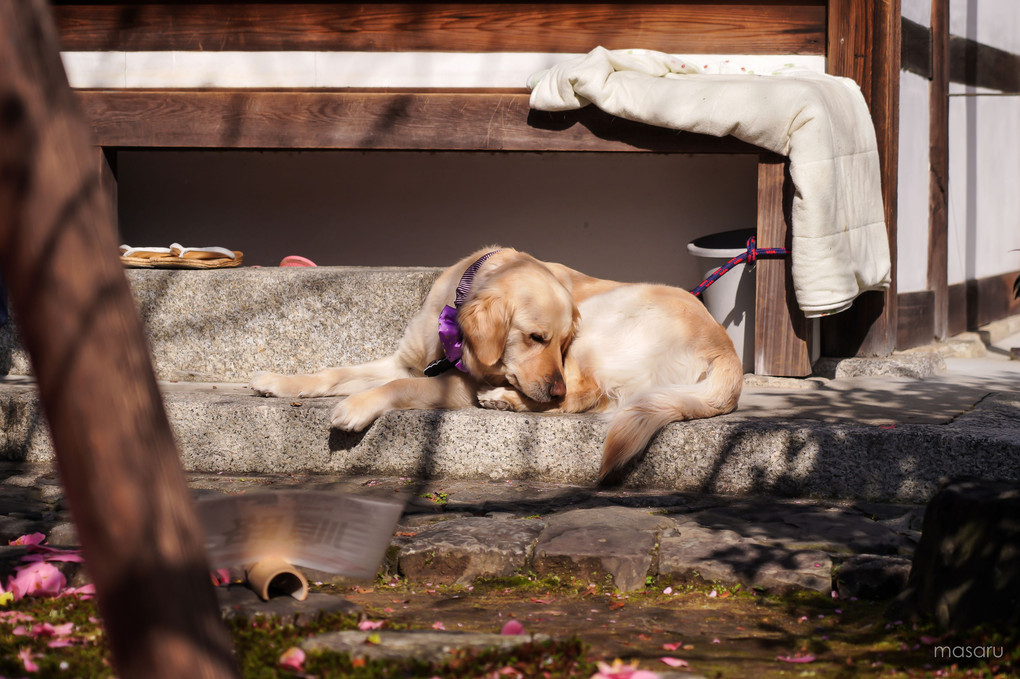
[0, 576, 1015, 678]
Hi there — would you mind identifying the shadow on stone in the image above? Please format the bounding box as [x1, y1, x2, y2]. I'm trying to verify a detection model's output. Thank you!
[889, 477, 1020, 630]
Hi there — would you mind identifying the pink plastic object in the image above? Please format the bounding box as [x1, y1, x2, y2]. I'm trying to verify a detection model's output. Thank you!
[279, 255, 317, 267]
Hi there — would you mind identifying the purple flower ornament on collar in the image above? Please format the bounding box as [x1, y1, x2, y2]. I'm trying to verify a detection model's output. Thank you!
[437, 305, 467, 372]
[423, 250, 501, 377]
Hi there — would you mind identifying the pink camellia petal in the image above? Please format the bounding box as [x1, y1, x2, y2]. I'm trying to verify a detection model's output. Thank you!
[32, 622, 75, 638]
[431, 621, 446, 630]
[10, 533, 46, 547]
[21, 552, 84, 563]
[358, 620, 384, 631]
[662, 642, 683, 651]
[18, 647, 39, 673]
[48, 637, 79, 648]
[278, 646, 305, 670]
[8, 562, 66, 599]
[500, 619, 525, 635]
[660, 657, 689, 667]
[210, 569, 231, 586]
[63, 583, 96, 599]
[776, 654, 816, 663]
[22, 545, 84, 562]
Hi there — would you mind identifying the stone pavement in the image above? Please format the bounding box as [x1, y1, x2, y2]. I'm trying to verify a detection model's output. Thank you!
[0, 465, 919, 599]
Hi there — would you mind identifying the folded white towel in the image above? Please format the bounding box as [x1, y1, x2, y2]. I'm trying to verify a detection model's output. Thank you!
[529, 47, 892, 317]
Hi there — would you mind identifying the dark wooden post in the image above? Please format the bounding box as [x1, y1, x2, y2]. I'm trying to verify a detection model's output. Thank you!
[928, 0, 949, 340]
[0, 3, 238, 678]
[822, 0, 900, 357]
[754, 154, 811, 376]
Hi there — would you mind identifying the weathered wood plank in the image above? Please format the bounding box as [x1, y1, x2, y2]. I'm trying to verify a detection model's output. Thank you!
[968, 272, 1020, 331]
[897, 290, 935, 350]
[76, 89, 764, 153]
[754, 154, 811, 376]
[54, 2, 827, 54]
[826, 0, 872, 96]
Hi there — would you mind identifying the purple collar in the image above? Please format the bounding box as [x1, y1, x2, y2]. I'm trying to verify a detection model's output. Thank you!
[424, 250, 501, 377]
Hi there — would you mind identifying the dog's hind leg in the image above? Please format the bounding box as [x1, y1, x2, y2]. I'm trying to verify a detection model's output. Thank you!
[250, 355, 415, 398]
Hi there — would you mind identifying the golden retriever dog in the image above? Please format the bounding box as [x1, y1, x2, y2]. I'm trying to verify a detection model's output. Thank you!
[476, 282, 743, 479]
[250, 247, 580, 430]
[251, 247, 742, 480]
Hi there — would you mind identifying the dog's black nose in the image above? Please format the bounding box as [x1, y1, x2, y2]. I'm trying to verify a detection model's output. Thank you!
[549, 373, 566, 398]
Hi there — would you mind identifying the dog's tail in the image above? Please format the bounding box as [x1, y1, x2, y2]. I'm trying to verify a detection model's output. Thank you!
[599, 349, 743, 480]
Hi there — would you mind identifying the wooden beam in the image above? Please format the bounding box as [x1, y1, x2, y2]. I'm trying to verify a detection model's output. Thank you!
[901, 16, 1020, 93]
[0, 3, 238, 678]
[950, 33, 1020, 93]
[928, 0, 949, 340]
[821, 0, 898, 357]
[754, 154, 811, 376]
[867, 0, 900, 355]
[75, 89, 764, 153]
[901, 18, 932, 78]
[54, 2, 827, 55]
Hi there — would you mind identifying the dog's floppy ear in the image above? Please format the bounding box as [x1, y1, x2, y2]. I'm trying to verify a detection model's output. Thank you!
[458, 291, 512, 367]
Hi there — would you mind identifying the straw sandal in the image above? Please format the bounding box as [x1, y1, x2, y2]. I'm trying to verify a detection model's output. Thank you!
[163, 243, 243, 269]
[119, 243, 243, 269]
[119, 245, 173, 268]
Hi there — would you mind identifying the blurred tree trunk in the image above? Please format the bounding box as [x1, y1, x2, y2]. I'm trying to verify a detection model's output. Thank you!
[0, 3, 238, 677]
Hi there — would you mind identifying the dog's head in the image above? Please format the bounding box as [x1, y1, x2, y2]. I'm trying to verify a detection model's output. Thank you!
[458, 254, 578, 402]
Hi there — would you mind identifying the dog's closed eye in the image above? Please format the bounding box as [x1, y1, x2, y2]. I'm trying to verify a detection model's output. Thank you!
[528, 333, 548, 344]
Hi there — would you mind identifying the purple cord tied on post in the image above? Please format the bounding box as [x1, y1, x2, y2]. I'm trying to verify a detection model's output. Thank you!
[690, 236, 788, 298]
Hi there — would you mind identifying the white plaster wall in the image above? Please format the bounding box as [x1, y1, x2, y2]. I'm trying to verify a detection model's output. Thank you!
[947, 93, 1020, 284]
[950, 0, 1020, 54]
[902, 0, 932, 27]
[897, 70, 932, 293]
[946, 0, 1020, 285]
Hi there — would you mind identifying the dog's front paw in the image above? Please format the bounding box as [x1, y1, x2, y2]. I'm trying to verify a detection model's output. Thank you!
[476, 386, 526, 412]
[331, 393, 384, 432]
[250, 371, 288, 397]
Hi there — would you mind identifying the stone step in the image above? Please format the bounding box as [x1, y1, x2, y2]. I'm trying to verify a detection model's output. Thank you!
[0, 266, 442, 382]
[3, 376, 1018, 503]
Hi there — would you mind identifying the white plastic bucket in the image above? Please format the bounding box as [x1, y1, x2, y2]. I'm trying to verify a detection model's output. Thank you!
[687, 229, 756, 373]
